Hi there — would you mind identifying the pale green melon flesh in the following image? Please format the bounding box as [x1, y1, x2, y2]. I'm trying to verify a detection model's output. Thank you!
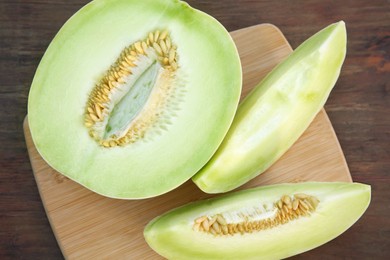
[144, 182, 371, 260]
[193, 22, 347, 193]
[28, 0, 242, 199]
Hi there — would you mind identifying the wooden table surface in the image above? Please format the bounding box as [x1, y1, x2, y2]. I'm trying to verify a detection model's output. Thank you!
[1, 0, 389, 259]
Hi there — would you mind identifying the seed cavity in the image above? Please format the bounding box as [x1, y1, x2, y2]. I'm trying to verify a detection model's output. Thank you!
[193, 193, 320, 236]
[84, 30, 182, 147]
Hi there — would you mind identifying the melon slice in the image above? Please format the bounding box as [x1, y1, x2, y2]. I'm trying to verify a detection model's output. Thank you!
[193, 21, 347, 193]
[144, 182, 371, 259]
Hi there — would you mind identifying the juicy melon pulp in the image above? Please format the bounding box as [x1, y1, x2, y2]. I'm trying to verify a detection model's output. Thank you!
[144, 182, 371, 259]
[28, 0, 242, 199]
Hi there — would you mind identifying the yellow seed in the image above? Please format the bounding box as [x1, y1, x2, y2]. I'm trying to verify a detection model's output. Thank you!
[85, 116, 93, 123]
[221, 225, 228, 235]
[168, 49, 175, 64]
[251, 221, 257, 229]
[216, 215, 227, 226]
[102, 83, 110, 91]
[228, 225, 234, 234]
[92, 96, 101, 103]
[159, 40, 167, 54]
[165, 37, 171, 50]
[134, 42, 144, 54]
[292, 199, 299, 210]
[198, 224, 204, 232]
[142, 41, 148, 52]
[238, 224, 244, 234]
[299, 200, 309, 210]
[244, 222, 250, 232]
[121, 69, 131, 76]
[153, 42, 163, 56]
[107, 80, 115, 90]
[233, 224, 239, 234]
[87, 107, 94, 114]
[283, 205, 290, 215]
[282, 195, 291, 206]
[126, 60, 136, 67]
[280, 206, 286, 219]
[277, 200, 283, 209]
[210, 228, 217, 236]
[100, 94, 109, 102]
[117, 69, 126, 76]
[308, 196, 320, 208]
[108, 75, 115, 82]
[154, 30, 160, 42]
[212, 222, 221, 234]
[113, 71, 120, 79]
[130, 50, 137, 56]
[202, 219, 209, 232]
[298, 204, 308, 214]
[102, 141, 110, 147]
[102, 87, 110, 95]
[304, 199, 315, 211]
[120, 60, 130, 68]
[126, 54, 137, 61]
[148, 32, 154, 43]
[193, 223, 201, 231]
[90, 113, 99, 122]
[95, 104, 102, 119]
[160, 30, 168, 40]
[163, 57, 169, 65]
[209, 215, 217, 226]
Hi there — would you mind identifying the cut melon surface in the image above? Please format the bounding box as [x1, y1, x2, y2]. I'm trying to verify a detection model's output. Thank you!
[28, 0, 242, 199]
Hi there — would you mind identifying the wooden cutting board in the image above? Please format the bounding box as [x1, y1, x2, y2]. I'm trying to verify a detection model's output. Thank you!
[24, 24, 352, 259]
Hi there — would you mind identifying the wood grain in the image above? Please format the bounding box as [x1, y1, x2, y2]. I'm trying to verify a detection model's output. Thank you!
[24, 24, 351, 259]
[1, 0, 389, 259]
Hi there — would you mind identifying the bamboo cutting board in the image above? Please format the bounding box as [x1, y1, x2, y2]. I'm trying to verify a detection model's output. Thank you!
[24, 24, 352, 259]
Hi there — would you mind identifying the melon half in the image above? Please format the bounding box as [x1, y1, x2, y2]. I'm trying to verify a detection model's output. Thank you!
[28, 0, 242, 199]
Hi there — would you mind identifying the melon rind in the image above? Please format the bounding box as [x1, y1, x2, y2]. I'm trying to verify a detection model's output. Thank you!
[27, 0, 242, 199]
[144, 182, 371, 259]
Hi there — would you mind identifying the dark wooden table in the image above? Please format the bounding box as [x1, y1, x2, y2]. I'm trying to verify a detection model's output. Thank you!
[1, 0, 389, 259]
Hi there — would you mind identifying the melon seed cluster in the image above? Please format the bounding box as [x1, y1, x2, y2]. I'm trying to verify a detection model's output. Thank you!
[84, 30, 178, 147]
[193, 193, 320, 236]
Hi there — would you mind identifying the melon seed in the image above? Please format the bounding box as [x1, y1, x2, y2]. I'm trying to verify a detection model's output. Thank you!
[84, 30, 179, 147]
[193, 193, 320, 236]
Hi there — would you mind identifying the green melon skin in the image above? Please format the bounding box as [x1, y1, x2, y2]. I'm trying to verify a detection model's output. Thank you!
[144, 182, 371, 260]
[27, 0, 242, 199]
[193, 21, 347, 193]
